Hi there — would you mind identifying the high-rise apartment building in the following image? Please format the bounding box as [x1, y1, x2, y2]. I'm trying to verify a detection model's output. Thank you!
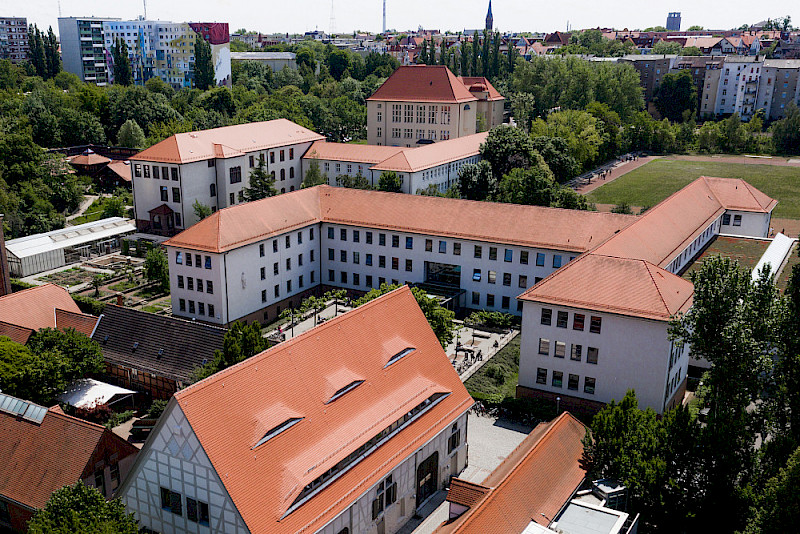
[58, 17, 120, 85]
[0, 17, 28, 63]
[666, 12, 681, 32]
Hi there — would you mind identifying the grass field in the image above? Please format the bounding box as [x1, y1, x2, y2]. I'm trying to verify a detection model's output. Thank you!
[586, 160, 800, 219]
[464, 335, 520, 403]
[682, 236, 771, 281]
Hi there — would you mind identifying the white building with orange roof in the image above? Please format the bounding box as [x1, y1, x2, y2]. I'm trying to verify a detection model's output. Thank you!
[117, 286, 474, 534]
[129, 119, 324, 235]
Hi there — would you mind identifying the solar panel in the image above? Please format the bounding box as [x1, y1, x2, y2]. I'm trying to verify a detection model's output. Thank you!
[0, 393, 48, 425]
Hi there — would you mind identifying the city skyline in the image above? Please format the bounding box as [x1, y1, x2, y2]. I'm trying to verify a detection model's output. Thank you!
[17, 0, 800, 37]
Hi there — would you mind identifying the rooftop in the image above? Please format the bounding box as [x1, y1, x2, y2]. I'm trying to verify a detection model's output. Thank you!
[230, 51, 296, 60]
[371, 132, 488, 173]
[0, 284, 88, 333]
[5, 217, 135, 259]
[303, 140, 406, 165]
[368, 65, 478, 103]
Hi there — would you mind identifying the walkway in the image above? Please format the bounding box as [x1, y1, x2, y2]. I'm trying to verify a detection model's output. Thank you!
[66, 195, 99, 224]
[572, 156, 656, 194]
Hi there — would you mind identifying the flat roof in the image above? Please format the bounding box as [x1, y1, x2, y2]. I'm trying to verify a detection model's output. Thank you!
[6, 217, 135, 259]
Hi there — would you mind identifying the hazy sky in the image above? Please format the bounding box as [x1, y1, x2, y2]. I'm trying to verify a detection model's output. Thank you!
[18, 0, 800, 36]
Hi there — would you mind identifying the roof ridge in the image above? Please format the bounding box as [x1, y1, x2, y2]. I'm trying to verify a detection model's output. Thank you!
[642, 260, 671, 316]
[46, 406, 108, 433]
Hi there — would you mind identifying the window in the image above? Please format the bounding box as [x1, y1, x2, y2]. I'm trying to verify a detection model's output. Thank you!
[584, 377, 596, 394]
[538, 338, 550, 355]
[311, 271, 316, 283]
[571, 344, 582, 361]
[366, 231, 373, 244]
[502, 273, 511, 286]
[489, 247, 497, 261]
[249, 155, 255, 168]
[379, 233, 386, 246]
[160, 186, 168, 202]
[436, 240, 445, 254]
[280, 169, 286, 181]
[541, 308, 552, 325]
[179, 299, 186, 312]
[448, 424, 461, 454]
[501, 296, 510, 309]
[392, 257, 399, 270]
[568, 374, 579, 391]
[340, 228, 347, 241]
[187, 497, 209, 525]
[208, 304, 215, 317]
[329, 248, 335, 261]
[392, 235, 399, 248]
[573, 314, 585, 331]
[353, 230, 360, 243]
[556, 311, 568, 328]
[171, 167, 179, 181]
[554, 341, 566, 358]
[587, 347, 599, 364]
[366, 253, 373, 266]
[520, 251, 529, 265]
[425, 239, 433, 252]
[488, 271, 496, 284]
[474, 245, 482, 259]
[195, 254, 201, 268]
[519, 275, 528, 288]
[273, 240, 279, 253]
[733, 214, 742, 226]
[590, 316, 602, 334]
[143, 165, 150, 178]
[230, 166, 242, 184]
[552, 371, 563, 388]
[405, 259, 413, 272]
[187, 277, 194, 291]
[274, 283, 280, 297]
[297, 231, 303, 245]
[328, 227, 334, 239]
[160, 487, 182, 516]
[486, 294, 495, 307]
[286, 257, 292, 270]
[372, 475, 397, 520]
[177, 275, 184, 289]
[189, 300, 196, 314]
[504, 249, 513, 262]
[185, 253, 193, 267]
[289, 148, 294, 160]
[536, 367, 547, 384]
[340, 271, 347, 284]
[366, 275, 373, 286]
[353, 252, 359, 264]
[472, 269, 481, 282]
[280, 149, 285, 162]
[536, 253, 545, 266]
[472, 292, 480, 305]
[340, 250, 347, 263]
[134, 164, 142, 177]
[379, 256, 386, 268]
[553, 255, 562, 268]
[310, 228, 314, 240]
[453, 242, 461, 255]
[95, 468, 106, 497]
[229, 192, 235, 205]
[198, 302, 205, 316]
[176, 251, 183, 264]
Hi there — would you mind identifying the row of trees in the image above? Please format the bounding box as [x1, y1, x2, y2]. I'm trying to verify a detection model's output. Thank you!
[584, 255, 800, 531]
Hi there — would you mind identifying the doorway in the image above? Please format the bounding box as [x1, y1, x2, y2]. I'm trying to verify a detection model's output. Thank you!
[416, 451, 439, 507]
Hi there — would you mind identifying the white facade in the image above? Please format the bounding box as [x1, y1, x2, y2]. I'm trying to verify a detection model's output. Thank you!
[367, 101, 477, 147]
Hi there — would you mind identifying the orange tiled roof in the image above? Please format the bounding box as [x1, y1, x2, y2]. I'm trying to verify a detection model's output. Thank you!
[518, 254, 694, 321]
[106, 160, 132, 182]
[0, 284, 81, 332]
[164, 185, 636, 254]
[0, 405, 137, 510]
[0, 321, 34, 344]
[367, 65, 478, 103]
[302, 140, 406, 164]
[446, 479, 491, 509]
[458, 77, 504, 100]
[435, 412, 587, 533]
[173, 286, 473, 533]
[130, 119, 325, 164]
[371, 132, 488, 173]
[68, 152, 111, 166]
[55, 308, 100, 337]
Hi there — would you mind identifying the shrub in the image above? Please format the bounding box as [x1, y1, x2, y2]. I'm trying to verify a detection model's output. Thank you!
[72, 295, 106, 315]
[105, 409, 136, 429]
[10, 278, 36, 292]
[146, 399, 168, 419]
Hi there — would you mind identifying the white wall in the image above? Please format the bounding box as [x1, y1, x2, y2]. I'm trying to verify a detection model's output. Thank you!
[720, 210, 771, 238]
[168, 248, 226, 324]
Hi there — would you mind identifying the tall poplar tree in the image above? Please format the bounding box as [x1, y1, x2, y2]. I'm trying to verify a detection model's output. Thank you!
[470, 39, 478, 76]
[44, 27, 61, 79]
[481, 30, 490, 77]
[460, 38, 469, 75]
[194, 35, 215, 90]
[112, 39, 133, 86]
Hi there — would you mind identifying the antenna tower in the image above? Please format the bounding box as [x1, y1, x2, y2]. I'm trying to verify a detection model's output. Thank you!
[58, 0, 62, 17]
[382, 0, 386, 33]
[143, 0, 148, 19]
[329, 0, 337, 36]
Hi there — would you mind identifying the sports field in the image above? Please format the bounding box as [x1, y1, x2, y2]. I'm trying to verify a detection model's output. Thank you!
[586, 160, 800, 219]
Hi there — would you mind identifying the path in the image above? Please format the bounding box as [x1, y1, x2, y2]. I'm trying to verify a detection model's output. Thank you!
[572, 156, 656, 194]
[66, 195, 99, 224]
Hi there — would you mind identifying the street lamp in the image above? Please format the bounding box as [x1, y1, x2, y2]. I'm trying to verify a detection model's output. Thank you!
[556, 396, 561, 415]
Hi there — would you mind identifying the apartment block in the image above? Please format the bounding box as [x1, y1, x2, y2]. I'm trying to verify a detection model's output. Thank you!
[0, 17, 28, 63]
[58, 16, 120, 85]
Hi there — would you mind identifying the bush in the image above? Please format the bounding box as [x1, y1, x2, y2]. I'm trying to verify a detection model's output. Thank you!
[72, 295, 106, 315]
[146, 399, 168, 419]
[73, 402, 113, 424]
[105, 409, 136, 429]
[10, 279, 36, 292]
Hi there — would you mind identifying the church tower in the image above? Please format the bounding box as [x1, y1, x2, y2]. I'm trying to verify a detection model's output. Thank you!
[485, 0, 493, 31]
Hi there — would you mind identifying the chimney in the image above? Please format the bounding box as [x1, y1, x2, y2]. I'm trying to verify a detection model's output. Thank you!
[117, 294, 124, 306]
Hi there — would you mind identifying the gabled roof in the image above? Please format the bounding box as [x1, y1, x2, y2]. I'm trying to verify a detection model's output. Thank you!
[173, 287, 473, 533]
[91, 305, 227, 384]
[130, 119, 325, 164]
[0, 321, 34, 344]
[518, 254, 694, 321]
[55, 308, 99, 337]
[0, 284, 81, 332]
[371, 132, 488, 173]
[106, 160, 132, 182]
[302, 140, 406, 165]
[435, 412, 587, 533]
[458, 77, 505, 100]
[367, 65, 478, 103]
[164, 185, 636, 254]
[0, 403, 138, 510]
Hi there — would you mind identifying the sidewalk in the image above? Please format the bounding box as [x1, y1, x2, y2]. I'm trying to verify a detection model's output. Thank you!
[573, 156, 657, 194]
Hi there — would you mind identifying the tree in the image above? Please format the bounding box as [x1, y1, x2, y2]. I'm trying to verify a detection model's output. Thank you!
[327, 49, 350, 81]
[480, 125, 537, 179]
[193, 199, 212, 220]
[530, 136, 580, 183]
[302, 157, 327, 188]
[457, 160, 495, 201]
[772, 103, 800, 155]
[44, 26, 61, 79]
[682, 46, 702, 56]
[144, 248, 170, 292]
[773, 261, 800, 449]
[652, 40, 682, 55]
[27, 25, 47, 79]
[530, 110, 603, 171]
[27, 482, 138, 534]
[460, 41, 470, 77]
[116, 119, 145, 148]
[336, 172, 372, 189]
[27, 328, 104, 379]
[510, 92, 536, 133]
[742, 446, 800, 534]
[101, 197, 126, 218]
[471, 39, 478, 77]
[496, 159, 588, 210]
[653, 70, 697, 122]
[0, 336, 67, 405]
[111, 39, 132, 86]
[193, 321, 266, 381]
[377, 171, 402, 192]
[687, 25, 704, 30]
[243, 154, 277, 202]
[194, 35, 215, 90]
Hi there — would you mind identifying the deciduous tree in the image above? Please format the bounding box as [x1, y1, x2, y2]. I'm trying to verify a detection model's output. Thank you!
[243, 154, 277, 201]
[27, 482, 138, 534]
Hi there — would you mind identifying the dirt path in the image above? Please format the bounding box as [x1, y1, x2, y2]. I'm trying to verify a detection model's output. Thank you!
[66, 195, 99, 224]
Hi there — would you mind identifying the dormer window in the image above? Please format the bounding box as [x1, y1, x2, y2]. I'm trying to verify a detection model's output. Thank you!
[326, 381, 364, 404]
[253, 418, 304, 449]
[385, 347, 415, 368]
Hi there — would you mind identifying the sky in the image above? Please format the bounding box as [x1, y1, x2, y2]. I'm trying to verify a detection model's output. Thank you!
[17, 0, 800, 37]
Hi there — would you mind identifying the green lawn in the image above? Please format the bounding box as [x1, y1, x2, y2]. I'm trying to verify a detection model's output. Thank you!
[71, 197, 110, 225]
[586, 160, 800, 219]
[682, 236, 771, 281]
[464, 335, 520, 403]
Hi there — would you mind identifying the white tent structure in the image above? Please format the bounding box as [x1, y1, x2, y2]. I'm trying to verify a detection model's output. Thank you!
[58, 378, 136, 409]
[753, 233, 796, 282]
[6, 217, 135, 277]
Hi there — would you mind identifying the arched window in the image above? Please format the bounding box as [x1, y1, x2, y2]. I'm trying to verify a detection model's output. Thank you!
[290, 185, 295, 191]
[290, 167, 295, 179]
[281, 187, 286, 194]
[209, 183, 216, 197]
[280, 169, 286, 181]
[464, 104, 471, 110]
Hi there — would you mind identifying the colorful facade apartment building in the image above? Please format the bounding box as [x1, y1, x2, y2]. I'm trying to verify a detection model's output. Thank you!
[118, 287, 473, 534]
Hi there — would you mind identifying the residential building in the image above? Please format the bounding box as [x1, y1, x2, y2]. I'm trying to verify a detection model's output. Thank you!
[92, 305, 227, 400]
[230, 51, 297, 71]
[118, 286, 473, 534]
[666, 12, 681, 32]
[517, 177, 776, 414]
[58, 16, 120, 85]
[435, 412, 638, 534]
[303, 132, 486, 192]
[0, 17, 28, 62]
[459, 77, 506, 129]
[101, 20, 231, 88]
[618, 55, 678, 104]
[366, 65, 504, 146]
[162, 185, 634, 325]
[756, 59, 800, 119]
[129, 120, 324, 235]
[673, 56, 724, 115]
[0, 394, 139, 532]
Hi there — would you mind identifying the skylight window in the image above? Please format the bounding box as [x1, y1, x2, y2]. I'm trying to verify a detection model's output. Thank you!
[253, 417, 303, 449]
[385, 347, 415, 368]
[326, 380, 365, 404]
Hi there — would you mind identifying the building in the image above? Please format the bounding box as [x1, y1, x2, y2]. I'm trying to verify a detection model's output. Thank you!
[5, 217, 136, 277]
[673, 56, 724, 115]
[435, 412, 638, 534]
[618, 55, 678, 104]
[0, 393, 139, 532]
[0, 284, 99, 344]
[366, 65, 504, 146]
[666, 12, 681, 32]
[118, 287, 473, 534]
[128, 120, 324, 235]
[57, 17, 120, 85]
[0, 17, 28, 62]
[303, 132, 486, 192]
[92, 305, 227, 399]
[101, 20, 231, 88]
[230, 51, 297, 71]
[485, 0, 494, 31]
[517, 177, 776, 414]
[162, 185, 634, 326]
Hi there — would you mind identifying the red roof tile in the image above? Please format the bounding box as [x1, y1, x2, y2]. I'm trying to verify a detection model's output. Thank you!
[0, 405, 137, 510]
[367, 65, 478, 103]
[446, 479, 491, 509]
[164, 185, 636, 254]
[55, 308, 100, 337]
[435, 412, 587, 533]
[106, 160, 132, 182]
[371, 132, 488, 173]
[174, 287, 473, 534]
[303, 140, 407, 164]
[458, 77, 505, 100]
[0, 321, 34, 344]
[130, 119, 324, 164]
[0, 285, 81, 332]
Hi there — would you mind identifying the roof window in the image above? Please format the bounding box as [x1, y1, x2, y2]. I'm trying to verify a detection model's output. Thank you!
[326, 380, 365, 404]
[253, 417, 304, 449]
[385, 347, 415, 368]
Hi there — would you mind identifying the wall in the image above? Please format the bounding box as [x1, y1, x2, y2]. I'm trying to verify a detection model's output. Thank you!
[719, 210, 771, 238]
[168, 248, 226, 324]
[368, 100, 475, 147]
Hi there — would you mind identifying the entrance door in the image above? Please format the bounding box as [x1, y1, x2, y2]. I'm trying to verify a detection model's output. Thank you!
[416, 451, 439, 507]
